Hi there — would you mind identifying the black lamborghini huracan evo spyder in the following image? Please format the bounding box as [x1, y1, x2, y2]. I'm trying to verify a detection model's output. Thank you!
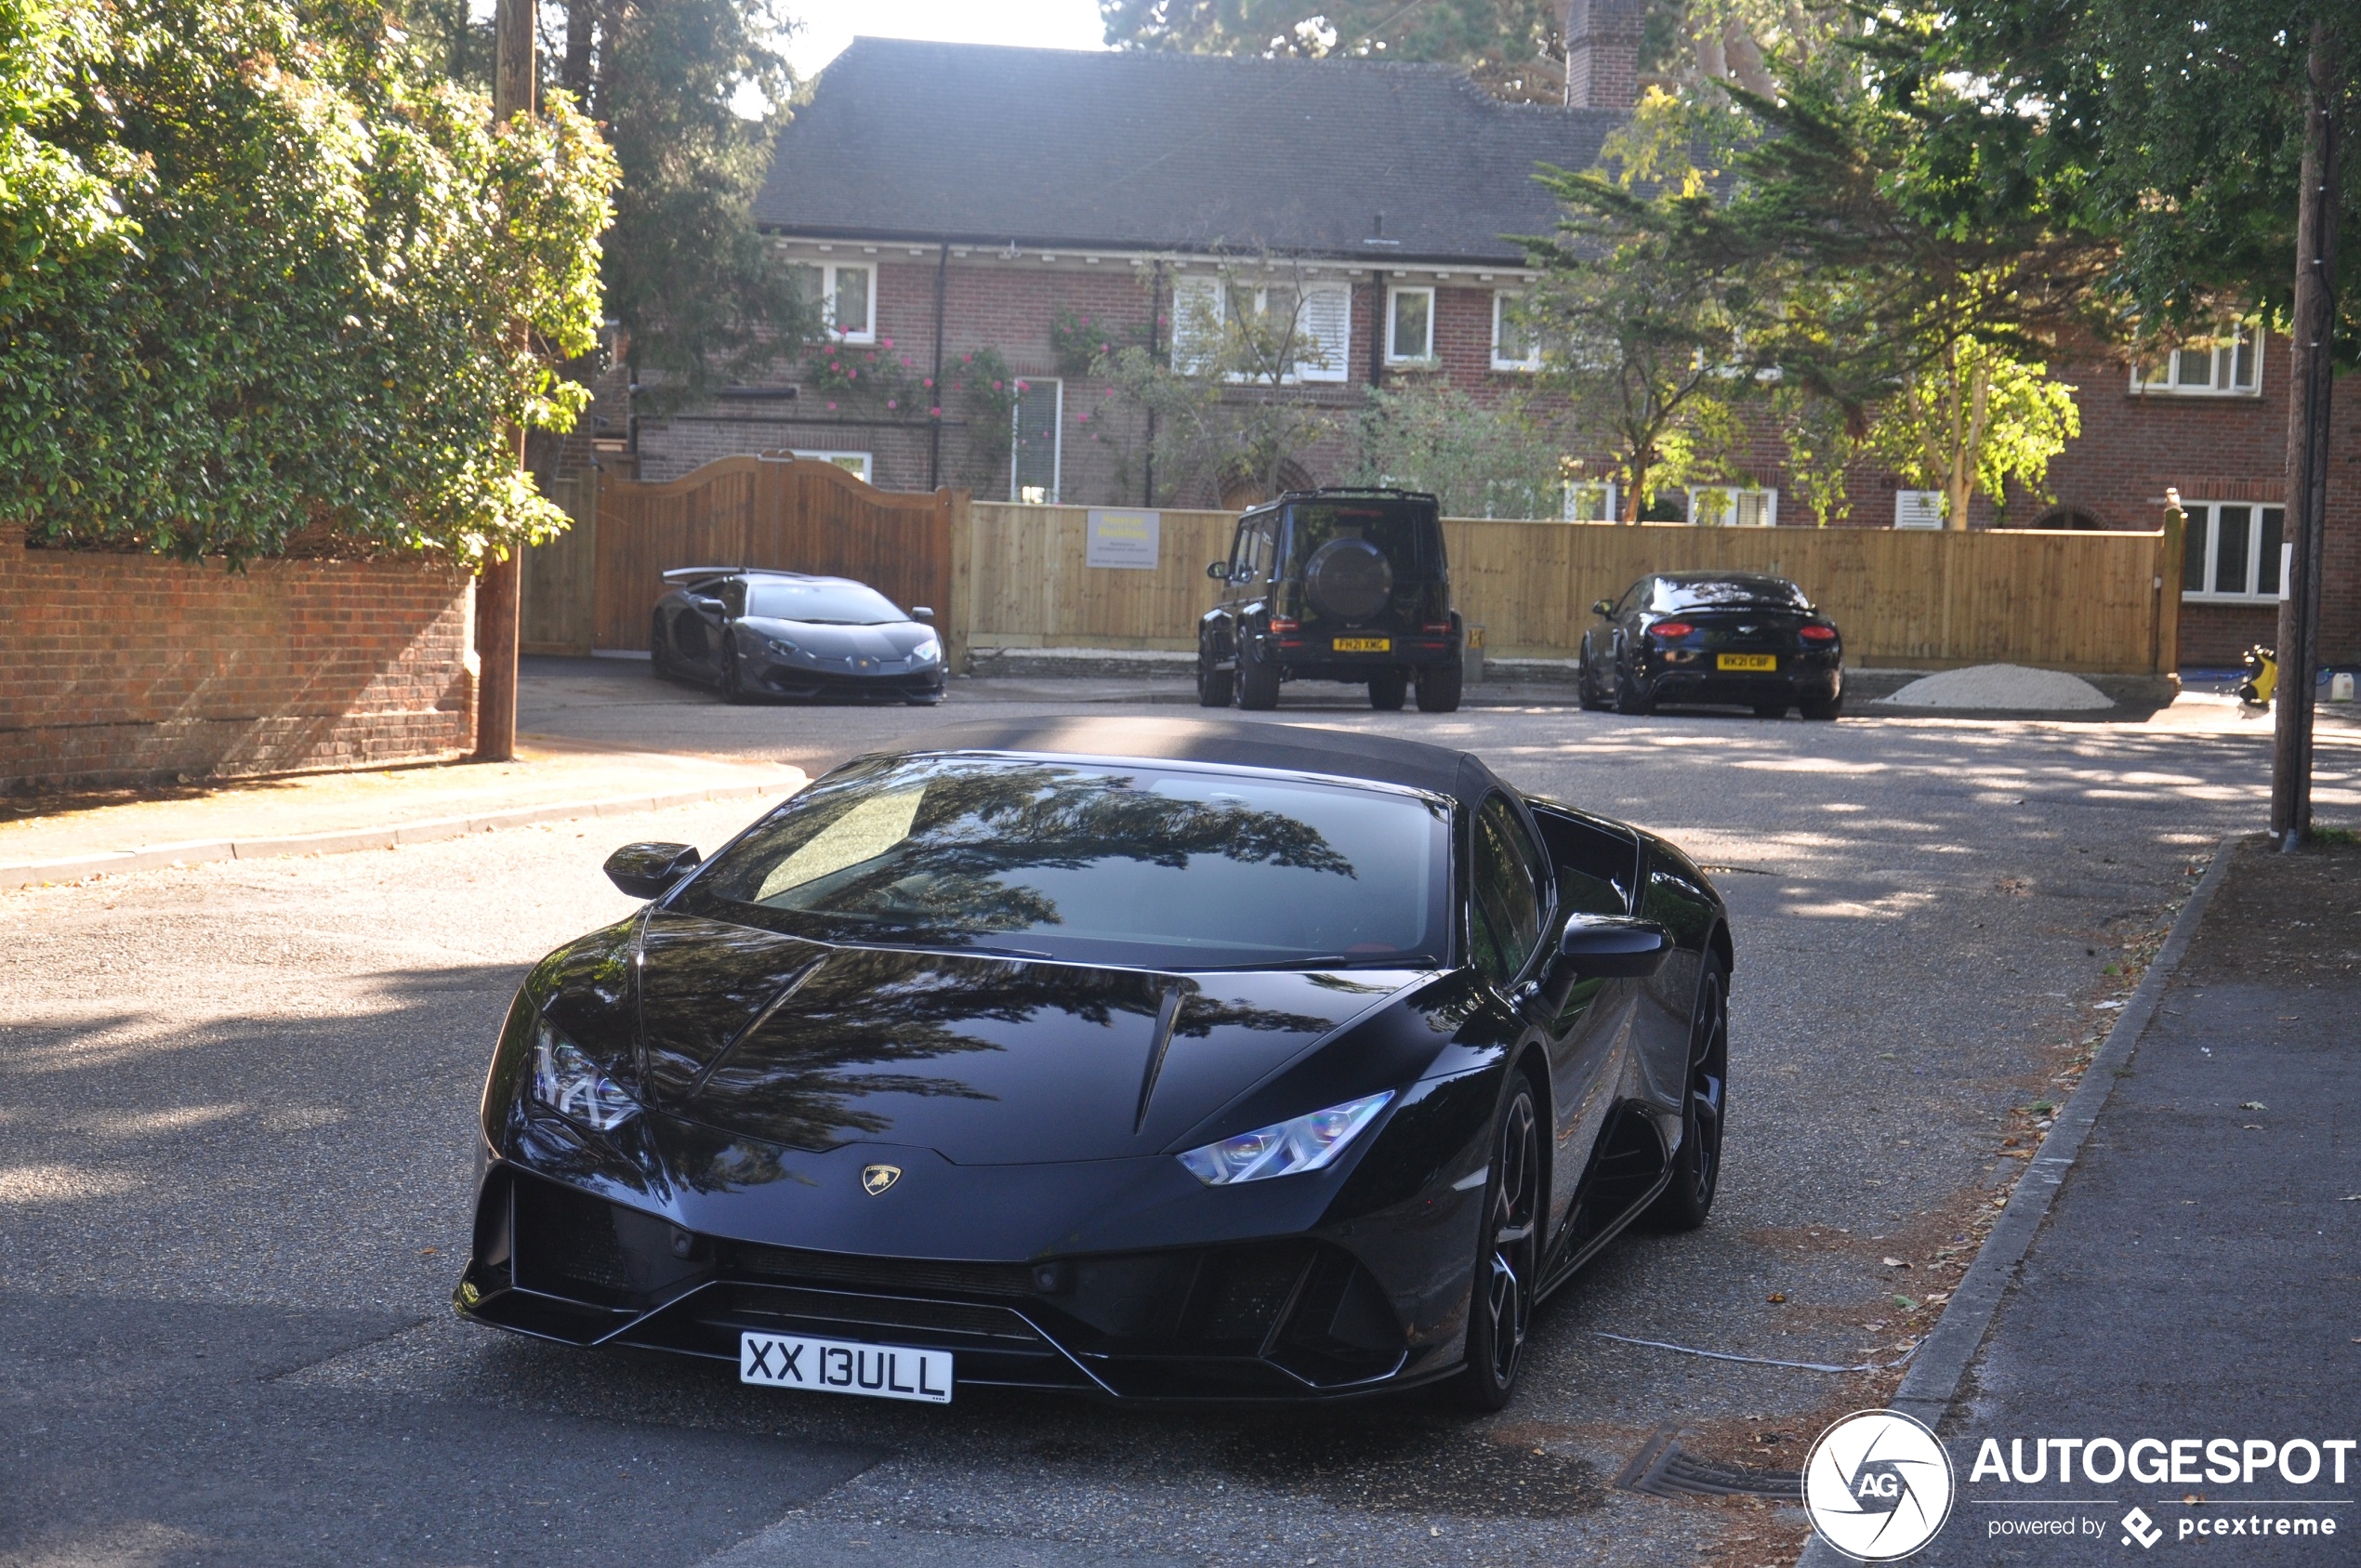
[456, 718, 1731, 1409]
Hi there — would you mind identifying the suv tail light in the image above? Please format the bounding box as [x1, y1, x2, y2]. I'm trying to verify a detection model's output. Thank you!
[1268, 617, 1299, 633]
[1421, 622, 1452, 634]
[1648, 621, 1695, 639]
[1800, 624, 1838, 642]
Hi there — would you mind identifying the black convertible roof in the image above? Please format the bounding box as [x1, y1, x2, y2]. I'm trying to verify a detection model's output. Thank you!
[875, 717, 1491, 800]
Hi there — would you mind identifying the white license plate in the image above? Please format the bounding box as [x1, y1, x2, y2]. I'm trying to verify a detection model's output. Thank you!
[739, 1330, 952, 1403]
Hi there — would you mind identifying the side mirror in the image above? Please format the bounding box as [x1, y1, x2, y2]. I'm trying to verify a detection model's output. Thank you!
[692, 596, 727, 615]
[1591, 599, 1615, 618]
[1207, 561, 1230, 581]
[909, 606, 935, 623]
[604, 841, 702, 901]
[1557, 916, 1671, 979]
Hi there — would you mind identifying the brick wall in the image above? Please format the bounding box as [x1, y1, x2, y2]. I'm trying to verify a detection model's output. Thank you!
[0, 526, 477, 791]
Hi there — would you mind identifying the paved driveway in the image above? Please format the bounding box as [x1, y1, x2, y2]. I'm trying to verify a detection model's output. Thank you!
[5, 664, 2355, 1568]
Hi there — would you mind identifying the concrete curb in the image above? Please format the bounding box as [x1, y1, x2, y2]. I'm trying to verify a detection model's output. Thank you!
[1793, 832, 2240, 1568]
[0, 773, 805, 891]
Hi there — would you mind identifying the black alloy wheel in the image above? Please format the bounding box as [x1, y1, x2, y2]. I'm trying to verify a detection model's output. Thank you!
[650, 612, 668, 679]
[1236, 648, 1282, 710]
[1643, 955, 1728, 1232]
[1368, 669, 1408, 710]
[719, 645, 749, 705]
[1197, 645, 1234, 708]
[1612, 660, 1652, 716]
[1450, 1076, 1541, 1410]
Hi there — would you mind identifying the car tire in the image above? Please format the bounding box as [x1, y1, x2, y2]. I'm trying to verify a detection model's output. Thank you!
[1415, 661, 1462, 713]
[1800, 691, 1843, 720]
[1236, 652, 1282, 711]
[1197, 648, 1234, 708]
[1752, 699, 1787, 719]
[1612, 665, 1652, 716]
[719, 648, 749, 705]
[1368, 669, 1408, 711]
[1447, 1074, 1541, 1412]
[1642, 955, 1728, 1232]
[1577, 658, 1609, 712]
[650, 613, 670, 680]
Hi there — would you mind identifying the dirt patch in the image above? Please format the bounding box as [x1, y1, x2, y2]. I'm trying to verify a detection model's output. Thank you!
[2181, 834, 2361, 982]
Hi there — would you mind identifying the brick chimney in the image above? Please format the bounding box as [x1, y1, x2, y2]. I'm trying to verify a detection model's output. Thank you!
[1562, 0, 1646, 110]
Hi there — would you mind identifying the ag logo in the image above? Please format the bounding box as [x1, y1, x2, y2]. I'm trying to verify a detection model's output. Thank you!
[1801, 1409, 1956, 1561]
[860, 1164, 903, 1195]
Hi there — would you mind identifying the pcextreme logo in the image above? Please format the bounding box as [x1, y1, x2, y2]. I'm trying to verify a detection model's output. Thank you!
[1803, 1409, 1958, 1561]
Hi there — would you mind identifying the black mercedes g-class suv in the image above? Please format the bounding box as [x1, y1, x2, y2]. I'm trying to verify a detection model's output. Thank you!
[1197, 488, 1463, 712]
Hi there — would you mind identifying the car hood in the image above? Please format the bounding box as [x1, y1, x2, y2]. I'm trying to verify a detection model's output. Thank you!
[619, 914, 1425, 1165]
[740, 616, 931, 656]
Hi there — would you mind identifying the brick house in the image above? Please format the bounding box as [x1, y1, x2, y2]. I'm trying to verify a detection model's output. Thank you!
[618, 24, 2355, 668]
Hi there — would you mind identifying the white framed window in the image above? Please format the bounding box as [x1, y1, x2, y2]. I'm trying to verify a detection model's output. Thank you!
[1893, 490, 1946, 529]
[2131, 325, 2261, 397]
[792, 450, 871, 481]
[1009, 377, 1062, 504]
[1688, 485, 1778, 527]
[1491, 292, 1539, 372]
[788, 261, 876, 343]
[1562, 479, 1617, 521]
[2180, 501, 2285, 601]
[1386, 285, 1435, 363]
[1167, 274, 1350, 382]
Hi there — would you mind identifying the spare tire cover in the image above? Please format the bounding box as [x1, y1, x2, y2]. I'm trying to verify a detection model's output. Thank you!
[1302, 538, 1393, 621]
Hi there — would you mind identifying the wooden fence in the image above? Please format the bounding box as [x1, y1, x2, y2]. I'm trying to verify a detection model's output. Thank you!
[521, 465, 2183, 674]
[956, 504, 2184, 674]
[521, 455, 964, 656]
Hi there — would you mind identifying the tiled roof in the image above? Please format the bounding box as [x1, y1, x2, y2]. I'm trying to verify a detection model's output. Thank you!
[753, 39, 1622, 266]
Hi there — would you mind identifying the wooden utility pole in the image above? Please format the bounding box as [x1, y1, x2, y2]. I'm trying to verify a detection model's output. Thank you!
[2272, 20, 2339, 847]
[474, 0, 537, 763]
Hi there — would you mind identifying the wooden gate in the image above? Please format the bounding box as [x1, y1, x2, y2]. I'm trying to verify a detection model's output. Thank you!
[534, 455, 962, 654]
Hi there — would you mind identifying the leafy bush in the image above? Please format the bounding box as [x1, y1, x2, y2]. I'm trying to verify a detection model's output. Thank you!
[0, 0, 615, 562]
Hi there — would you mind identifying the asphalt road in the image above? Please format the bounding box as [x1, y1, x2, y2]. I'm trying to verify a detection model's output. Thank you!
[5, 663, 2356, 1568]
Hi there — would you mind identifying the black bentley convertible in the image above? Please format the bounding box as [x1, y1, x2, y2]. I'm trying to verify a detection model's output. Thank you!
[1578, 572, 1844, 718]
[456, 718, 1731, 1408]
[651, 567, 945, 704]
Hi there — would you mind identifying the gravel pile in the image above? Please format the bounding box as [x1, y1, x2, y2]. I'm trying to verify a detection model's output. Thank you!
[1874, 663, 2114, 710]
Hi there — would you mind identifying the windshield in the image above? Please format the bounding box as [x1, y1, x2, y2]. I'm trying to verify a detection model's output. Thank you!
[1279, 501, 1438, 580]
[677, 756, 1450, 969]
[744, 579, 904, 625]
[1650, 576, 1810, 613]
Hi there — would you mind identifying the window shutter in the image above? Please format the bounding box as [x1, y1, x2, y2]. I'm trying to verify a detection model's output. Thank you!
[1294, 282, 1352, 383]
[1169, 275, 1224, 374]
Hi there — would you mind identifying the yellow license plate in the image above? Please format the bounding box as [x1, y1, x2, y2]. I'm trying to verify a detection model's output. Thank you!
[1333, 637, 1392, 653]
[1717, 652, 1777, 671]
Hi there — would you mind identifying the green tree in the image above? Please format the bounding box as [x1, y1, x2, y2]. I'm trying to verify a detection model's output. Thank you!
[397, 0, 814, 405]
[1346, 383, 1566, 518]
[1100, 0, 1567, 99]
[0, 0, 616, 562]
[1866, 339, 2079, 530]
[1095, 260, 1348, 505]
[1520, 188, 1754, 520]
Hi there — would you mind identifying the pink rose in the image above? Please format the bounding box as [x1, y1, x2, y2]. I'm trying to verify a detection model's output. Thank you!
[886, 399, 897, 409]
[992, 380, 1003, 390]
[929, 405, 942, 417]
[881, 336, 893, 349]
[922, 377, 933, 388]
[826, 401, 838, 411]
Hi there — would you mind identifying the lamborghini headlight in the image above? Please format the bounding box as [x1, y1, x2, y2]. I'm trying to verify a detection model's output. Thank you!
[1176, 1091, 1393, 1185]
[763, 636, 800, 658]
[529, 1016, 639, 1131]
[912, 636, 942, 664]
